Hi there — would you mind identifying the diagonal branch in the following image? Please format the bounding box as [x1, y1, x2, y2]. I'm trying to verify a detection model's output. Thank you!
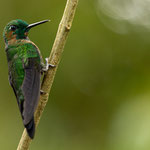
[17, 0, 79, 149]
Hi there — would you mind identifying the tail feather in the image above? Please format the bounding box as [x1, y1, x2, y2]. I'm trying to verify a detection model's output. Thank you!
[24, 117, 35, 139]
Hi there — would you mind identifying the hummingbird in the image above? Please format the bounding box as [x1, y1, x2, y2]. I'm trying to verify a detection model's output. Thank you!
[3, 19, 51, 139]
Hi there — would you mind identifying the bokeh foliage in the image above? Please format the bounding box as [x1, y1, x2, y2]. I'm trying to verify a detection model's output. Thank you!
[0, 0, 150, 149]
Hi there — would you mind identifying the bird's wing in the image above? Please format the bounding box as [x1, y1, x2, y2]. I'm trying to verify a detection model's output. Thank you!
[21, 43, 41, 125]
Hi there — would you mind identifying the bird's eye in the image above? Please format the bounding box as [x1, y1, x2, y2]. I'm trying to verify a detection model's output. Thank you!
[9, 25, 17, 31]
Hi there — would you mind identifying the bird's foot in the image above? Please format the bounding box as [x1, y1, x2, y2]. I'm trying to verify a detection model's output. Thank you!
[40, 90, 46, 95]
[42, 58, 56, 72]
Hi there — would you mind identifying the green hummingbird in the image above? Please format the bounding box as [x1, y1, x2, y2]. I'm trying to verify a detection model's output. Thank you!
[3, 19, 50, 139]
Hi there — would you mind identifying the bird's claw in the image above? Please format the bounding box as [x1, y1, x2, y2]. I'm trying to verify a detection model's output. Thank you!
[40, 90, 46, 95]
[42, 58, 56, 72]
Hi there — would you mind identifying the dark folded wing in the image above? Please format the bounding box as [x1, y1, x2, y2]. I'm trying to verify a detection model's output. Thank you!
[22, 57, 41, 125]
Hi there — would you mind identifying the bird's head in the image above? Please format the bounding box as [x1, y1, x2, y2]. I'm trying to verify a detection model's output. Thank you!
[3, 19, 49, 44]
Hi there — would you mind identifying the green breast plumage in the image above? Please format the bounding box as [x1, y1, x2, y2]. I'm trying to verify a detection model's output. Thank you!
[6, 41, 41, 102]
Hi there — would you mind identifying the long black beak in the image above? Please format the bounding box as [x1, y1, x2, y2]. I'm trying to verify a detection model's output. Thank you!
[26, 19, 50, 30]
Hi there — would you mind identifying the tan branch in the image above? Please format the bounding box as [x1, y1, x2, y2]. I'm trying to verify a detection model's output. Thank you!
[17, 0, 78, 149]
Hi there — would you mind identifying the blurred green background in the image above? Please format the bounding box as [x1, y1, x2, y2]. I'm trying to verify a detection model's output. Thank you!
[1, 0, 150, 149]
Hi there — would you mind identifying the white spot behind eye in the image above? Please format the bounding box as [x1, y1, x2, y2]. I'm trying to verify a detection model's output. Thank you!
[9, 25, 17, 31]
